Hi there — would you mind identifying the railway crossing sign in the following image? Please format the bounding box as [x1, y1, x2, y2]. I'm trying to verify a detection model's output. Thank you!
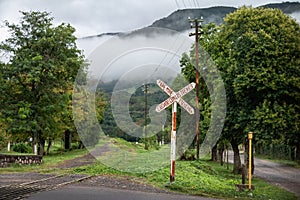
[155, 79, 195, 183]
[156, 79, 195, 114]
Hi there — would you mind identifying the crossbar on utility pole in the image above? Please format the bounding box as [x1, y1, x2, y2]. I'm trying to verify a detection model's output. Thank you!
[189, 16, 204, 160]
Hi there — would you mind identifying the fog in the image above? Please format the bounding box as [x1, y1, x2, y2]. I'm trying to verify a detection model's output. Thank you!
[75, 10, 300, 88]
[76, 27, 194, 90]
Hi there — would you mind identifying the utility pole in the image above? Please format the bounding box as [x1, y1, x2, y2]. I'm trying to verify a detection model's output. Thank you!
[189, 16, 204, 160]
[144, 83, 149, 150]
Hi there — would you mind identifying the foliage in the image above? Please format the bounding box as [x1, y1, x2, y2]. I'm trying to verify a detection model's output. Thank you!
[72, 86, 106, 147]
[214, 7, 300, 162]
[99, 81, 170, 147]
[12, 143, 32, 154]
[181, 6, 300, 170]
[0, 124, 10, 151]
[0, 133, 7, 151]
[0, 11, 85, 155]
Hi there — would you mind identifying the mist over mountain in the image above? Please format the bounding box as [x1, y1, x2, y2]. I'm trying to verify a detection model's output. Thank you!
[80, 2, 300, 40]
[149, 6, 235, 32]
[150, 2, 300, 32]
[76, 2, 300, 86]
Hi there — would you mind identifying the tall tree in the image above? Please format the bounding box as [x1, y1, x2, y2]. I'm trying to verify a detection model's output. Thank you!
[215, 7, 300, 166]
[181, 7, 300, 172]
[0, 11, 84, 155]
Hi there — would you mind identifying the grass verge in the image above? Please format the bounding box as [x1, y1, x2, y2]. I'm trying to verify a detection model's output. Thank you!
[72, 138, 296, 200]
[0, 137, 297, 200]
[0, 148, 88, 174]
[71, 159, 296, 200]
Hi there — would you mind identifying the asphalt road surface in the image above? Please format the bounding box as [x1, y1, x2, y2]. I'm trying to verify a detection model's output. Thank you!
[228, 151, 300, 198]
[254, 157, 300, 198]
[27, 185, 217, 200]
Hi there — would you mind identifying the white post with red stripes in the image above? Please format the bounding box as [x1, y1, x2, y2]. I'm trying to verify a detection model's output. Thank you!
[155, 79, 195, 183]
[170, 101, 177, 183]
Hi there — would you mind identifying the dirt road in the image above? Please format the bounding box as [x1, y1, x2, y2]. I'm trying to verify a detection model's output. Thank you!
[227, 151, 300, 198]
[254, 157, 300, 198]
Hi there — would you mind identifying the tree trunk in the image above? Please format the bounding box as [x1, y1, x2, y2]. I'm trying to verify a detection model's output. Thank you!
[78, 141, 84, 149]
[296, 142, 300, 163]
[33, 143, 38, 155]
[65, 129, 71, 150]
[226, 147, 229, 169]
[231, 140, 241, 174]
[211, 144, 218, 161]
[38, 138, 45, 156]
[244, 141, 249, 176]
[219, 148, 224, 166]
[7, 141, 11, 152]
[46, 139, 52, 155]
[291, 146, 296, 161]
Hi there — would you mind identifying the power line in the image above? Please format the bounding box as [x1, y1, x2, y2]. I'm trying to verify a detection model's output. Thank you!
[166, 37, 189, 67]
[193, 0, 199, 8]
[182, 0, 187, 8]
[190, 0, 196, 7]
[174, 0, 180, 9]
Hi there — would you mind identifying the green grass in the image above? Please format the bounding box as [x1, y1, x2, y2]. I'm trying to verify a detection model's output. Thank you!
[71, 138, 297, 200]
[0, 150, 34, 156]
[0, 148, 88, 174]
[0, 138, 297, 199]
[93, 137, 170, 173]
[71, 159, 296, 200]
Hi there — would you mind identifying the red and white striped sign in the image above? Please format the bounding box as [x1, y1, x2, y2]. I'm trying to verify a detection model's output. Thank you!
[156, 79, 195, 114]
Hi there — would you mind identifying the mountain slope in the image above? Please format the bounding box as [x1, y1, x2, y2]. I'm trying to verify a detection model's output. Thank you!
[80, 2, 300, 39]
[149, 2, 300, 32]
[262, 2, 300, 13]
[149, 6, 236, 32]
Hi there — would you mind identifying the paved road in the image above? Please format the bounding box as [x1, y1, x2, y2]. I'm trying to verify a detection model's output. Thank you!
[27, 185, 217, 200]
[228, 151, 300, 198]
[254, 157, 300, 198]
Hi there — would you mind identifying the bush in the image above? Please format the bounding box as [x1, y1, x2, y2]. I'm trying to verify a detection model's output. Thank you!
[12, 143, 32, 153]
[180, 149, 196, 161]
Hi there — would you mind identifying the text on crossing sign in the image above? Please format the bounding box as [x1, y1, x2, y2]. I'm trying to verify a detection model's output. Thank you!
[156, 79, 195, 114]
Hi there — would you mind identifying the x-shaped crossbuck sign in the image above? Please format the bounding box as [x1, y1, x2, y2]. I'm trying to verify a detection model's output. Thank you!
[155, 79, 196, 114]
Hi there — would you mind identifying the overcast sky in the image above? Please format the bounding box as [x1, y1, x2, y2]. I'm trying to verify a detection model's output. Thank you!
[0, 0, 288, 40]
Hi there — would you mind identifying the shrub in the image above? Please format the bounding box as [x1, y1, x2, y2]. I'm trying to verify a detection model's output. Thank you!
[12, 143, 32, 153]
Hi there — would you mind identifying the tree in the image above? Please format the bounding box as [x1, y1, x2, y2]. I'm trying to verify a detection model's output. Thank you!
[214, 7, 300, 166]
[181, 7, 300, 172]
[0, 11, 84, 155]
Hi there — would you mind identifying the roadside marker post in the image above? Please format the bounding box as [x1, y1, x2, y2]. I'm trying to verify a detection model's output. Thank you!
[248, 132, 253, 190]
[156, 79, 195, 183]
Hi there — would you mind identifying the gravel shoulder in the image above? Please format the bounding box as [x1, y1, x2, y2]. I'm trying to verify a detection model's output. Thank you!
[74, 174, 170, 194]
